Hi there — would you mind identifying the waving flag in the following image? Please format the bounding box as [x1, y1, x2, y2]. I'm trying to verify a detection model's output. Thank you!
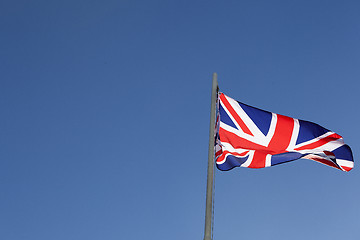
[215, 93, 354, 172]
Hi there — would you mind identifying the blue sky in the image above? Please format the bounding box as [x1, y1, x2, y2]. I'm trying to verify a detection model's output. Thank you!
[1, 0, 360, 239]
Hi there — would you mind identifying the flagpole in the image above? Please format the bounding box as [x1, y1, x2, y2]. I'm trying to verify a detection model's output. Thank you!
[204, 73, 218, 240]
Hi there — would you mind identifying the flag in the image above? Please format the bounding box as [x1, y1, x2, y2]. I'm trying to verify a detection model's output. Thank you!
[215, 93, 354, 172]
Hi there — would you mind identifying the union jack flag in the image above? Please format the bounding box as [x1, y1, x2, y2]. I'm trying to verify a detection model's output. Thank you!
[215, 93, 354, 172]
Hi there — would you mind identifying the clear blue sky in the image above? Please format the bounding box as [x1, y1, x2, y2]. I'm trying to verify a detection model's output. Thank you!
[1, 0, 360, 239]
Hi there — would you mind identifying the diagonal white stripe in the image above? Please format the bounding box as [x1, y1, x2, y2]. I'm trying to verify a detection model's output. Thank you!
[296, 139, 345, 154]
[265, 154, 272, 167]
[223, 95, 266, 139]
[294, 131, 341, 149]
[287, 118, 299, 151]
[240, 151, 254, 167]
[219, 96, 278, 146]
[337, 159, 354, 168]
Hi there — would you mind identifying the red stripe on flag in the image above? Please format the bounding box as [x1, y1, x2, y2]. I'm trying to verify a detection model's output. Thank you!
[341, 166, 353, 172]
[248, 114, 294, 168]
[248, 151, 267, 168]
[267, 114, 294, 153]
[294, 133, 342, 151]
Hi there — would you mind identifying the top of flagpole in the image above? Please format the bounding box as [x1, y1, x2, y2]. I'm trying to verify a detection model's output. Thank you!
[212, 72, 218, 92]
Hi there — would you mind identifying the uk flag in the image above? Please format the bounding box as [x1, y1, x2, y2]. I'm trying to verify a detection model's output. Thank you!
[215, 93, 354, 172]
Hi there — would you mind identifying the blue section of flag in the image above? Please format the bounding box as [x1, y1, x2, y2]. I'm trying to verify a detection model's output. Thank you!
[271, 152, 305, 166]
[296, 120, 329, 145]
[216, 155, 249, 171]
[219, 103, 238, 130]
[333, 145, 353, 160]
[238, 102, 272, 136]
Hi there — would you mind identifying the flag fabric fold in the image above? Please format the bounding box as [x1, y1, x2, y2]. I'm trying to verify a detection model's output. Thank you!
[215, 93, 354, 172]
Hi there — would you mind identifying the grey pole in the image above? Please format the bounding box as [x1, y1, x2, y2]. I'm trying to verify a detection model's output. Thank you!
[204, 73, 218, 240]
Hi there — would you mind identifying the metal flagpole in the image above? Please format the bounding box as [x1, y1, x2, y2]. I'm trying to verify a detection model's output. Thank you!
[204, 73, 218, 240]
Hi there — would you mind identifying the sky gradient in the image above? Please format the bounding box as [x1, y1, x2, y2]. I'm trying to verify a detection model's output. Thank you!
[1, 1, 360, 239]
